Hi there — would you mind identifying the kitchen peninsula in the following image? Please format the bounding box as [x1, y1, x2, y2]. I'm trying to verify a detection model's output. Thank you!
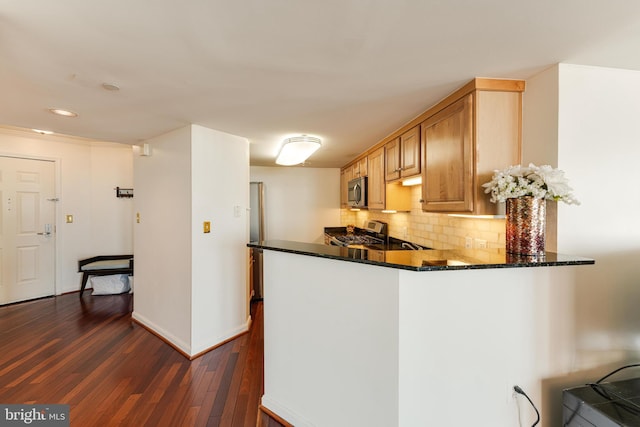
[249, 240, 594, 427]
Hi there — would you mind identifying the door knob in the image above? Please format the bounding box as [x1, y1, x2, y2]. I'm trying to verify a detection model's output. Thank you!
[38, 224, 52, 236]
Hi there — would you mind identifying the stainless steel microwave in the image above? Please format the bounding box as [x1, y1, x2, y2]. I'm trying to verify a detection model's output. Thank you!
[348, 176, 367, 208]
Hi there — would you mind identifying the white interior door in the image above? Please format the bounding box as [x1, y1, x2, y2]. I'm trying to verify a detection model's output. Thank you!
[0, 156, 56, 305]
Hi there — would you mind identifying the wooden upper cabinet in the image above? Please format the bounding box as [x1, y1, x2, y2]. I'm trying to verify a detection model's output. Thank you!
[369, 146, 411, 211]
[384, 138, 401, 181]
[340, 165, 354, 208]
[472, 89, 522, 214]
[421, 89, 522, 214]
[421, 94, 473, 212]
[384, 125, 420, 182]
[367, 147, 385, 210]
[353, 157, 368, 178]
[400, 125, 420, 177]
[339, 78, 524, 213]
[359, 157, 368, 177]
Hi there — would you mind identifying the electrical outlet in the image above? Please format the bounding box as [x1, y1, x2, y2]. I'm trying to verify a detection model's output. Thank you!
[475, 239, 487, 249]
[465, 237, 473, 248]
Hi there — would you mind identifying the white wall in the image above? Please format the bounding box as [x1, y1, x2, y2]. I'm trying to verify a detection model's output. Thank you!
[250, 166, 340, 243]
[191, 125, 250, 354]
[132, 126, 193, 353]
[557, 64, 640, 364]
[523, 63, 640, 425]
[0, 127, 133, 293]
[262, 250, 400, 427]
[399, 266, 582, 427]
[132, 124, 250, 356]
[522, 65, 560, 166]
[89, 144, 134, 254]
[262, 249, 587, 427]
[522, 66, 561, 251]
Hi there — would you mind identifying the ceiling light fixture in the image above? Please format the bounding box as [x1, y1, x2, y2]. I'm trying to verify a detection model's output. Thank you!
[276, 135, 321, 166]
[48, 108, 78, 117]
[32, 129, 53, 135]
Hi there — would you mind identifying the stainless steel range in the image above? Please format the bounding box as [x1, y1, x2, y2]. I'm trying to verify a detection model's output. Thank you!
[324, 220, 428, 251]
[325, 220, 387, 248]
[329, 233, 384, 247]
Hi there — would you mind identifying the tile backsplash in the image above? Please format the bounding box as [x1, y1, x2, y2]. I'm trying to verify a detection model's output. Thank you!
[340, 186, 505, 250]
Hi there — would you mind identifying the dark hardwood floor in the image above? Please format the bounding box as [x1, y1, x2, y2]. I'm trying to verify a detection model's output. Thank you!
[0, 293, 276, 427]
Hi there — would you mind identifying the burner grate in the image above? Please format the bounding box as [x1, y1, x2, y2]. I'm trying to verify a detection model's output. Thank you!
[334, 234, 384, 246]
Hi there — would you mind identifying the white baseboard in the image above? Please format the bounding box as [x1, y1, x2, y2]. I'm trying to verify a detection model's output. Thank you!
[261, 395, 315, 427]
[190, 318, 250, 355]
[131, 310, 191, 355]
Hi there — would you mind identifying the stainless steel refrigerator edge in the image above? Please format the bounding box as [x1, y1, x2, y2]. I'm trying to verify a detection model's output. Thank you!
[249, 182, 264, 300]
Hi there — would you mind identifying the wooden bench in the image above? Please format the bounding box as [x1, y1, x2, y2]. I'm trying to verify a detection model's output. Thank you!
[78, 255, 134, 297]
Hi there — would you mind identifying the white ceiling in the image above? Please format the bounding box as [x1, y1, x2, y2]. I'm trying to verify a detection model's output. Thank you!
[2, 0, 640, 167]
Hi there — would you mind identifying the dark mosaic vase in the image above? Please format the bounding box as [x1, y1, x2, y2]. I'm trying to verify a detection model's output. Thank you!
[505, 196, 546, 255]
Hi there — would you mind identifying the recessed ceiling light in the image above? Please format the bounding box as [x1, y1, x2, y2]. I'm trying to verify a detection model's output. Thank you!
[102, 83, 120, 91]
[32, 129, 54, 135]
[48, 108, 78, 117]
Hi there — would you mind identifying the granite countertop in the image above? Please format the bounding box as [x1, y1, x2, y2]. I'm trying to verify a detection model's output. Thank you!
[247, 240, 595, 272]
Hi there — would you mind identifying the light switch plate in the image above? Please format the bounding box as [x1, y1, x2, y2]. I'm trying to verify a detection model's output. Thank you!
[204, 221, 211, 233]
[65, 214, 73, 223]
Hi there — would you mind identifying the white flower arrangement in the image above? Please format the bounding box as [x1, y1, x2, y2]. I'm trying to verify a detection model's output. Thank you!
[482, 163, 580, 205]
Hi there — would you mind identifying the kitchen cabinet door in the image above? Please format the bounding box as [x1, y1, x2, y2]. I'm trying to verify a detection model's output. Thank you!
[367, 147, 385, 210]
[340, 165, 354, 208]
[384, 138, 401, 181]
[400, 125, 420, 177]
[385, 126, 420, 182]
[421, 94, 474, 212]
[421, 90, 521, 214]
[352, 156, 368, 178]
